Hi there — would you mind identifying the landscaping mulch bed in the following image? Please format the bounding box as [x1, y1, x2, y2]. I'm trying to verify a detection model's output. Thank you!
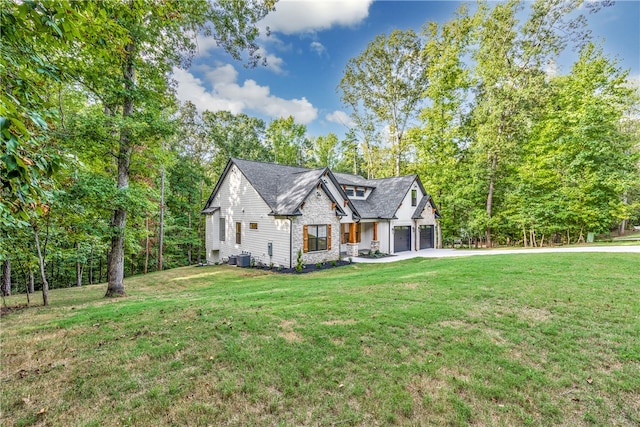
[242, 259, 353, 274]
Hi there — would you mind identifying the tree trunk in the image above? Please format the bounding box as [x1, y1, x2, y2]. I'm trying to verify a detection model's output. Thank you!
[485, 151, 498, 249]
[98, 253, 103, 283]
[105, 39, 136, 298]
[88, 247, 93, 284]
[144, 215, 150, 274]
[187, 211, 192, 265]
[1, 258, 10, 296]
[76, 242, 83, 287]
[158, 162, 165, 271]
[33, 225, 49, 306]
[523, 225, 528, 248]
[28, 270, 34, 294]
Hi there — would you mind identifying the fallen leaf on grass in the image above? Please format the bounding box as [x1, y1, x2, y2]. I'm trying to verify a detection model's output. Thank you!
[38, 408, 47, 415]
[586, 377, 593, 384]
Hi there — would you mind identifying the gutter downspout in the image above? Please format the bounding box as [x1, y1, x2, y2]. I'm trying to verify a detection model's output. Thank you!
[388, 219, 392, 254]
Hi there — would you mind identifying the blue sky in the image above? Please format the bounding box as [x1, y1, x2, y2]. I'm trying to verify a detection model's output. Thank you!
[174, 0, 640, 140]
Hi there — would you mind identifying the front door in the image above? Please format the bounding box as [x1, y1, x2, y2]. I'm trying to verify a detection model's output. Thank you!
[394, 226, 411, 252]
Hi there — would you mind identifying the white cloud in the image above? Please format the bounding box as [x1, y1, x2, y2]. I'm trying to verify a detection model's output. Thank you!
[193, 34, 219, 57]
[194, 34, 286, 75]
[173, 65, 318, 124]
[310, 41, 326, 56]
[261, 0, 373, 35]
[255, 47, 286, 74]
[326, 110, 354, 127]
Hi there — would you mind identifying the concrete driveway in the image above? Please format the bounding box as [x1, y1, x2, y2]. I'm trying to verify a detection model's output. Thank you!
[352, 245, 640, 263]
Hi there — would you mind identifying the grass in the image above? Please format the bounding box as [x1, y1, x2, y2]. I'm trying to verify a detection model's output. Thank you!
[1, 253, 639, 426]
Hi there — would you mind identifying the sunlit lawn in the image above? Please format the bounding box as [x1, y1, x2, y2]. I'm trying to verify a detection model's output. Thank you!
[1, 253, 639, 426]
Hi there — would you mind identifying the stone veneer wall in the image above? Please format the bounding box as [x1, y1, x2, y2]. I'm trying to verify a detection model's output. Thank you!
[291, 188, 341, 265]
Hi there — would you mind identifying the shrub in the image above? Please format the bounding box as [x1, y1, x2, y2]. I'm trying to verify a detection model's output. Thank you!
[296, 249, 304, 273]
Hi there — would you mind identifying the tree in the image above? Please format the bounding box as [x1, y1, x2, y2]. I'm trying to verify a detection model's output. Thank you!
[412, 6, 475, 244]
[1, 258, 10, 297]
[522, 43, 639, 241]
[339, 29, 428, 176]
[309, 133, 340, 168]
[265, 116, 309, 166]
[203, 110, 268, 178]
[0, 1, 88, 228]
[62, 0, 275, 297]
[469, 0, 597, 246]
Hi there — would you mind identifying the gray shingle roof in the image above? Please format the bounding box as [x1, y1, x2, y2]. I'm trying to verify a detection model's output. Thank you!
[412, 196, 430, 219]
[204, 158, 435, 220]
[333, 172, 374, 188]
[354, 175, 418, 219]
[230, 158, 327, 215]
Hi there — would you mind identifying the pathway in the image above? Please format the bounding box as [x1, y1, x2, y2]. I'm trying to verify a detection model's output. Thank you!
[352, 245, 640, 263]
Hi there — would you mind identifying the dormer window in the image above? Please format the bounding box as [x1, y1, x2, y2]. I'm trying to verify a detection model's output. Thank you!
[345, 186, 367, 199]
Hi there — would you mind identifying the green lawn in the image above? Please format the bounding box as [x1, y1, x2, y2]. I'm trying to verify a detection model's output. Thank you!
[2, 253, 639, 426]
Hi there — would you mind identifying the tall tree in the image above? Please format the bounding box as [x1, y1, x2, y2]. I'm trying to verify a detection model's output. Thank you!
[470, 0, 596, 247]
[339, 29, 428, 176]
[265, 116, 309, 166]
[521, 43, 639, 242]
[203, 110, 268, 177]
[63, 0, 275, 297]
[412, 6, 475, 243]
[309, 133, 340, 168]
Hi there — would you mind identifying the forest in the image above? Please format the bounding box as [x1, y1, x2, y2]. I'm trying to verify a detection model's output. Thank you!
[1, 0, 639, 300]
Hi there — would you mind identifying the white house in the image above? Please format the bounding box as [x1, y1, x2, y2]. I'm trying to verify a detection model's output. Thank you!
[202, 158, 440, 268]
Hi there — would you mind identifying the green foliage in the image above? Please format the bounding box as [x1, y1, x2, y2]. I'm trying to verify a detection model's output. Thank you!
[265, 116, 310, 167]
[339, 28, 428, 176]
[308, 133, 339, 168]
[203, 110, 268, 178]
[295, 249, 304, 273]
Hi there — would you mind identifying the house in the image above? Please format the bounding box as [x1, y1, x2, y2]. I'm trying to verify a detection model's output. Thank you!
[202, 158, 441, 268]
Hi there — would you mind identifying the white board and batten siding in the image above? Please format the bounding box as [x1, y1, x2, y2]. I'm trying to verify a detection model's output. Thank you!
[388, 180, 422, 253]
[205, 164, 291, 267]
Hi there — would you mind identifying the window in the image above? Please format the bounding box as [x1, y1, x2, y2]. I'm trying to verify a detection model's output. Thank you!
[249, 222, 258, 230]
[236, 222, 241, 244]
[345, 188, 354, 196]
[219, 217, 225, 241]
[308, 225, 327, 252]
[304, 224, 331, 252]
[411, 189, 417, 207]
[355, 189, 365, 197]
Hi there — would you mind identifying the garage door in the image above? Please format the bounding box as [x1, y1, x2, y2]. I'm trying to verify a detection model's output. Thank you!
[394, 226, 411, 252]
[420, 225, 434, 249]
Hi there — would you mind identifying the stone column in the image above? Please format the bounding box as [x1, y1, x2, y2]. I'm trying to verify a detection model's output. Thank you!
[346, 243, 359, 257]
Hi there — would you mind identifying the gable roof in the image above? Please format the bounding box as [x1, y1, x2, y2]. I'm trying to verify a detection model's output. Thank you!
[412, 195, 441, 219]
[333, 172, 374, 188]
[204, 158, 349, 217]
[204, 158, 437, 221]
[351, 175, 419, 219]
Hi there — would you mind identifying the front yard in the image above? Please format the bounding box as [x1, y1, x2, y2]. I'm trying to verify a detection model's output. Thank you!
[1, 253, 639, 426]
